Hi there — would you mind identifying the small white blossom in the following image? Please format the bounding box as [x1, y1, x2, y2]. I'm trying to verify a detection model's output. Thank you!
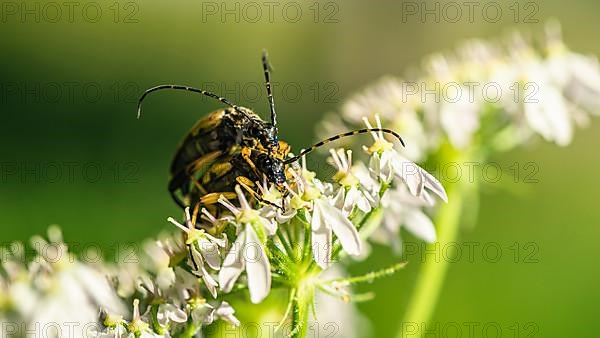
[218, 186, 274, 303]
[287, 163, 362, 269]
[339, 77, 430, 161]
[0, 227, 127, 338]
[363, 115, 448, 204]
[372, 186, 437, 252]
[156, 303, 188, 327]
[257, 177, 297, 223]
[168, 207, 227, 298]
[329, 148, 374, 215]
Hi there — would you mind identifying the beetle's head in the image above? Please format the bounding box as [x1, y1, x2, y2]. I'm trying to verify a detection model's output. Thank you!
[255, 152, 286, 191]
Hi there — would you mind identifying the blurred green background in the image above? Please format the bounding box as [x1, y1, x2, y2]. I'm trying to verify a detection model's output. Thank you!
[1, 0, 599, 337]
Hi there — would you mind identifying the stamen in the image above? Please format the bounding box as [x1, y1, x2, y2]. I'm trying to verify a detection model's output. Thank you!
[375, 114, 384, 139]
[235, 185, 251, 210]
[218, 196, 239, 215]
[362, 117, 378, 140]
[201, 208, 217, 224]
[337, 148, 348, 170]
[132, 299, 141, 320]
[184, 207, 193, 229]
[255, 180, 266, 195]
[329, 149, 343, 170]
[288, 168, 305, 193]
[301, 154, 308, 172]
[347, 150, 353, 168]
[283, 182, 299, 198]
[167, 217, 189, 233]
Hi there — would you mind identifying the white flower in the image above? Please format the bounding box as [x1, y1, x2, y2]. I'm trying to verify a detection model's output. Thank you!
[439, 87, 481, 149]
[545, 20, 600, 115]
[127, 299, 157, 337]
[256, 177, 297, 223]
[218, 186, 274, 304]
[363, 116, 448, 204]
[168, 207, 227, 298]
[372, 186, 437, 252]
[190, 300, 240, 327]
[156, 303, 187, 327]
[523, 78, 572, 146]
[17, 227, 126, 338]
[328, 148, 374, 215]
[339, 77, 429, 161]
[214, 301, 241, 326]
[142, 240, 175, 291]
[287, 166, 362, 269]
[334, 22, 600, 155]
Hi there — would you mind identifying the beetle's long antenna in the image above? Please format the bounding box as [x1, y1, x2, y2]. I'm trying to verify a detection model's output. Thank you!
[283, 128, 406, 165]
[262, 50, 277, 127]
[136, 84, 253, 120]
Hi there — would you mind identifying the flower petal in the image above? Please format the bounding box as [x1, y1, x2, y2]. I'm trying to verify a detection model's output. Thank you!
[216, 301, 241, 327]
[191, 303, 215, 326]
[311, 200, 333, 269]
[346, 186, 372, 214]
[390, 154, 424, 196]
[218, 233, 246, 293]
[159, 303, 188, 325]
[403, 209, 437, 243]
[244, 224, 271, 304]
[259, 217, 277, 236]
[421, 169, 448, 203]
[202, 266, 219, 298]
[198, 238, 221, 270]
[205, 232, 228, 247]
[316, 198, 362, 257]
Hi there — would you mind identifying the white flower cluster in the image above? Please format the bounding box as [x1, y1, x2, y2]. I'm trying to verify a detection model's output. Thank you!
[95, 228, 239, 338]
[318, 22, 600, 250]
[0, 226, 126, 338]
[323, 21, 600, 159]
[0, 121, 446, 338]
[96, 122, 446, 337]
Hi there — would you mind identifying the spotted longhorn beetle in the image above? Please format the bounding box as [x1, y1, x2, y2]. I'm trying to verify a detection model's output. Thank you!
[137, 51, 405, 216]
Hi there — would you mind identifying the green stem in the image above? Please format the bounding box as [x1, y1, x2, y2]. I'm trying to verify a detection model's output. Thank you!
[150, 304, 166, 335]
[277, 228, 295, 259]
[290, 285, 311, 338]
[175, 323, 199, 338]
[396, 181, 465, 338]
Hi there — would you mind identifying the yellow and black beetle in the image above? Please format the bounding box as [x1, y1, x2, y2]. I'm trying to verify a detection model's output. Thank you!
[137, 51, 405, 215]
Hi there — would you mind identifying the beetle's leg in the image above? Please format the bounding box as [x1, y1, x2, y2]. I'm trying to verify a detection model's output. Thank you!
[241, 147, 258, 171]
[191, 202, 201, 227]
[275, 140, 290, 160]
[236, 176, 283, 210]
[200, 192, 237, 205]
[240, 147, 266, 183]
